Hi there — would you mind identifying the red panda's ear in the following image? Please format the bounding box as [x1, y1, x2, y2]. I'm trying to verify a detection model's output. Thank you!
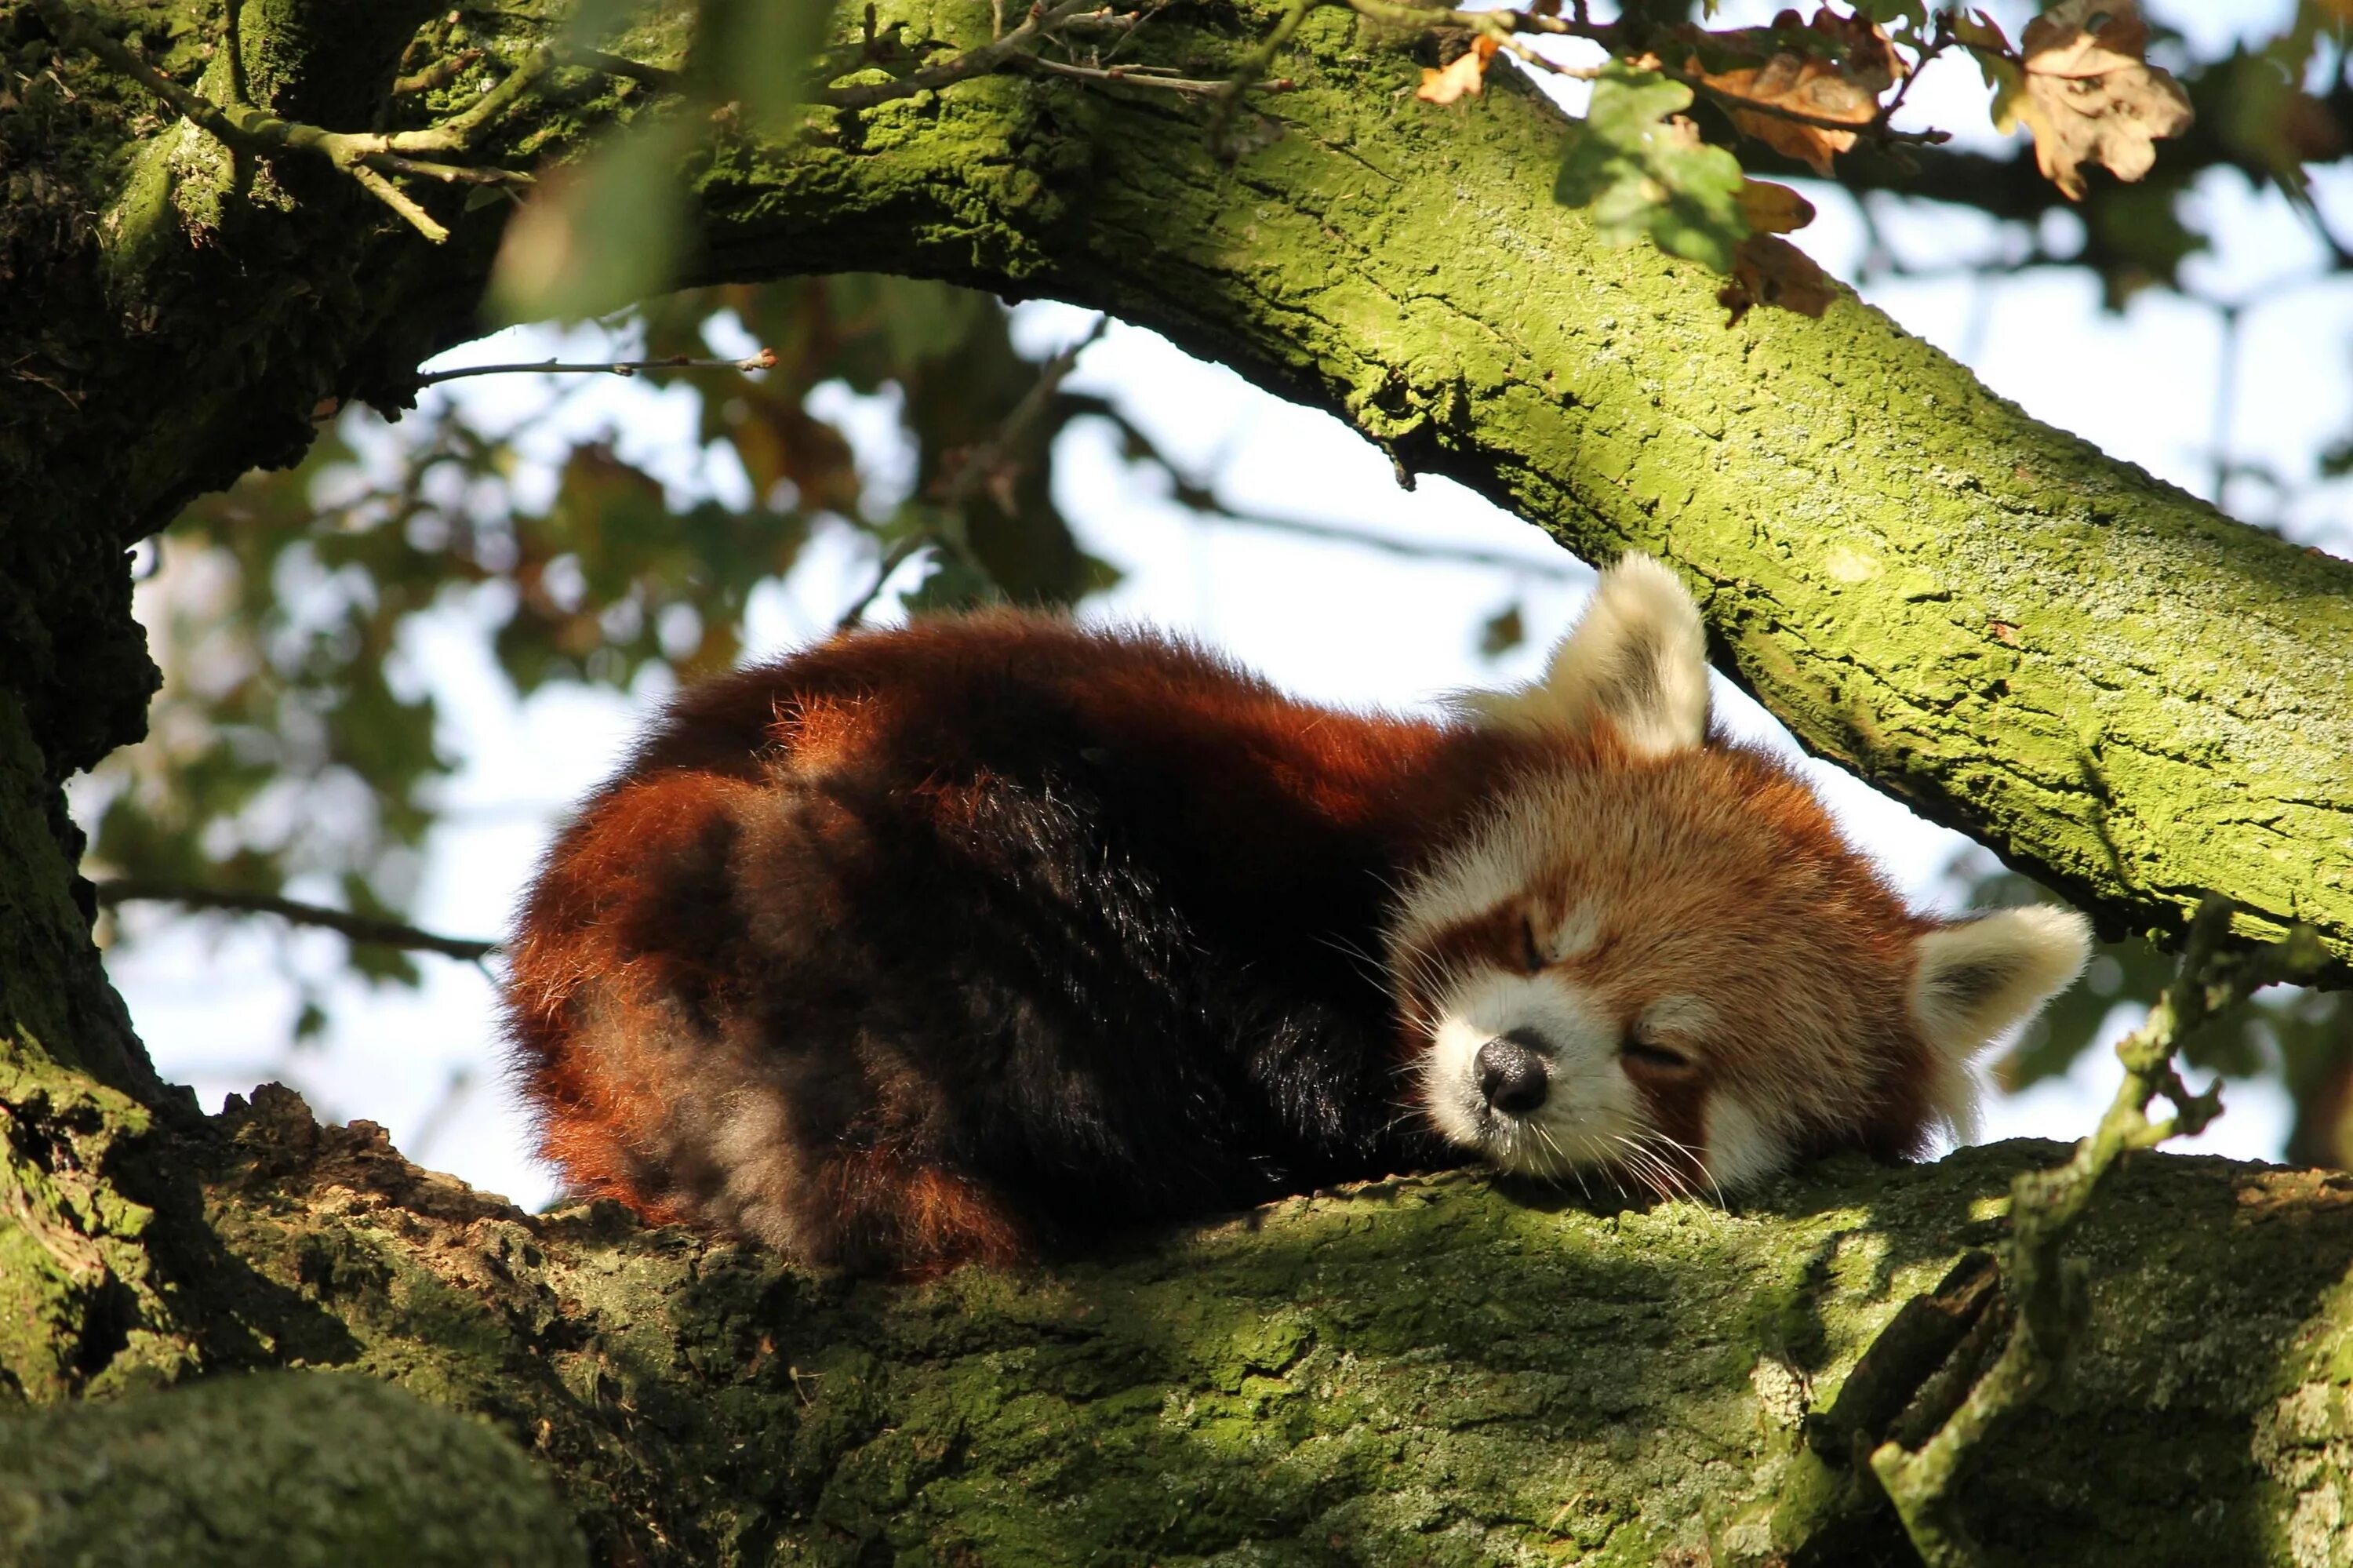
[1463, 554, 1711, 754]
[1908, 905, 2093, 1137]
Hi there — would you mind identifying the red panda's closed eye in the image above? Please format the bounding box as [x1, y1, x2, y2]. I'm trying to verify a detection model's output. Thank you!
[1620, 1030, 1697, 1076]
[1518, 915, 1546, 973]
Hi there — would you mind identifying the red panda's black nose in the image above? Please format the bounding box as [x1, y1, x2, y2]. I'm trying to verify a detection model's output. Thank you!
[1476, 1031, 1551, 1115]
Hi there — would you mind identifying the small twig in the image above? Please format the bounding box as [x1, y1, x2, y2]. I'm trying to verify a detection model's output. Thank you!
[365, 152, 537, 187]
[1214, 0, 1315, 128]
[1344, 0, 1618, 45]
[35, 0, 667, 243]
[1191, 507, 1580, 577]
[939, 315, 1108, 508]
[551, 44, 687, 95]
[94, 879, 500, 962]
[1025, 56, 1289, 96]
[837, 317, 1107, 631]
[812, 0, 1096, 111]
[835, 534, 935, 633]
[1670, 65, 1951, 147]
[1867, 899, 2325, 1566]
[391, 48, 485, 98]
[340, 157, 451, 242]
[415, 348, 778, 387]
[1481, 29, 1601, 81]
[424, 42, 558, 148]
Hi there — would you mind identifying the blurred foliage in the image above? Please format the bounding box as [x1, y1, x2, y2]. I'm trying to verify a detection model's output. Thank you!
[84, 275, 1122, 1034]
[1963, 859, 2353, 1166]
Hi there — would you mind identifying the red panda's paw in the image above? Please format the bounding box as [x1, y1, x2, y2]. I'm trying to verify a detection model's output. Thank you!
[806, 1151, 1038, 1278]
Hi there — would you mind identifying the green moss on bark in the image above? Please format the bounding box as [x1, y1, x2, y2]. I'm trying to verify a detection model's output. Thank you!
[695, 0, 2353, 972]
[147, 1086, 2353, 1566]
[0, 1369, 584, 1567]
[15, 0, 2350, 980]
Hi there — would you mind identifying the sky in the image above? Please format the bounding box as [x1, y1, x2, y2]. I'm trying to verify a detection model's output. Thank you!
[87, 0, 2353, 1212]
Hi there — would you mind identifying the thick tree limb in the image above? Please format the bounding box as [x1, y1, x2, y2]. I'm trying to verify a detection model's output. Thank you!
[8, 10, 2353, 1563]
[11, 0, 2350, 989]
[20, 1081, 2344, 1565]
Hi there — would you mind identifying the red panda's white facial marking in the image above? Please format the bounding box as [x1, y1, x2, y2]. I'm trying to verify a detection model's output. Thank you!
[1393, 553, 2095, 1200]
[1420, 967, 1642, 1173]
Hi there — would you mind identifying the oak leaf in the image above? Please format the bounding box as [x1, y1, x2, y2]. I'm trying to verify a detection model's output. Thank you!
[1418, 35, 1500, 106]
[1736, 179, 1817, 235]
[1691, 7, 1902, 176]
[1555, 65, 1749, 272]
[1717, 234, 1836, 325]
[2010, 0, 2193, 200]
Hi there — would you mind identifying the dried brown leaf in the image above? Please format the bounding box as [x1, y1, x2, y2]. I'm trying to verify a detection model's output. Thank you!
[1418, 35, 1500, 106]
[1717, 233, 1837, 325]
[1690, 7, 1901, 176]
[2014, 0, 2194, 199]
[1736, 179, 1816, 235]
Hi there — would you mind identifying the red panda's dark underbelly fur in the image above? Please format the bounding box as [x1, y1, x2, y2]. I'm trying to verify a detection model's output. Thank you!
[504, 615, 1522, 1274]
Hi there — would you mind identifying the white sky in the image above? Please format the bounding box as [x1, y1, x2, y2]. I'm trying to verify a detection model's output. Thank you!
[91, 0, 2353, 1210]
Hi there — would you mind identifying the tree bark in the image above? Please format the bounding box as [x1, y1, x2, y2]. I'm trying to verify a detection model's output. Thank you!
[9, 0, 2349, 986]
[8, 1079, 2349, 1567]
[6, 2, 2353, 1561]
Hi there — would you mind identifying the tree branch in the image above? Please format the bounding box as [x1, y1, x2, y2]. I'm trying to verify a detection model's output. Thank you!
[56, 1078, 2353, 1564]
[1869, 903, 2327, 1564]
[24, 0, 2353, 993]
[415, 350, 779, 387]
[92, 880, 500, 962]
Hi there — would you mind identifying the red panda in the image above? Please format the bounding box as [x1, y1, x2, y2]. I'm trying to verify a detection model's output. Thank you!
[503, 556, 2090, 1274]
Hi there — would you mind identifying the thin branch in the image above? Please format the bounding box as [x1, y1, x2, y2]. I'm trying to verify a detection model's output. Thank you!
[391, 49, 485, 98]
[1674, 66, 1951, 148]
[1867, 899, 2326, 1566]
[813, 0, 1097, 110]
[835, 534, 934, 634]
[1343, 0, 1617, 46]
[1194, 508, 1580, 577]
[420, 43, 559, 150]
[365, 154, 537, 187]
[1024, 56, 1290, 96]
[93, 880, 500, 962]
[837, 316, 1108, 631]
[416, 349, 778, 387]
[1213, 0, 1315, 130]
[939, 315, 1109, 508]
[34, 0, 664, 244]
[340, 158, 450, 242]
[551, 44, 687, 95]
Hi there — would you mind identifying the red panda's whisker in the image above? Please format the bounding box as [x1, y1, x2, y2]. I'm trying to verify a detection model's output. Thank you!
[1633, 1130, 1723, 1207]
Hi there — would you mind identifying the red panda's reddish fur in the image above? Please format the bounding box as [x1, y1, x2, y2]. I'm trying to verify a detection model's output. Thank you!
[505, 593, 2082, 1274]
[507, 616, 1538, 1269]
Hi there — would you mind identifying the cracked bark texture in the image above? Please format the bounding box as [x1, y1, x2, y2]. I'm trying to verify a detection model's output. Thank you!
[22, 1081, 2353, 1567]
[5, 0, 2353, 1561]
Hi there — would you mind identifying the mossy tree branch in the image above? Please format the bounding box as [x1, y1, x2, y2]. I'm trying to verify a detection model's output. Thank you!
[14, 1079, 2353, 1566]
[12, 0, 2351, 995]
[1870, 904, 2329, 1566]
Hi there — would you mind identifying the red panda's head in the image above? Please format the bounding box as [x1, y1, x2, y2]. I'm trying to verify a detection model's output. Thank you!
[1385, 555, 2091, 1198]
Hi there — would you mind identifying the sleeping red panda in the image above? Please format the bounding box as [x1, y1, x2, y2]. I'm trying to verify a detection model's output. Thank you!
[503, 555, 2090, 1273]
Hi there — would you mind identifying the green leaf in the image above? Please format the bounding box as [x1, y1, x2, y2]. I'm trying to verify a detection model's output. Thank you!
[1478, 602, 1525, 660]
[693, 0, 840, 129]
[1554, 65, 1749, 273]
[1845, 0, 1925, 31]
[487, 113, 698, 324]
